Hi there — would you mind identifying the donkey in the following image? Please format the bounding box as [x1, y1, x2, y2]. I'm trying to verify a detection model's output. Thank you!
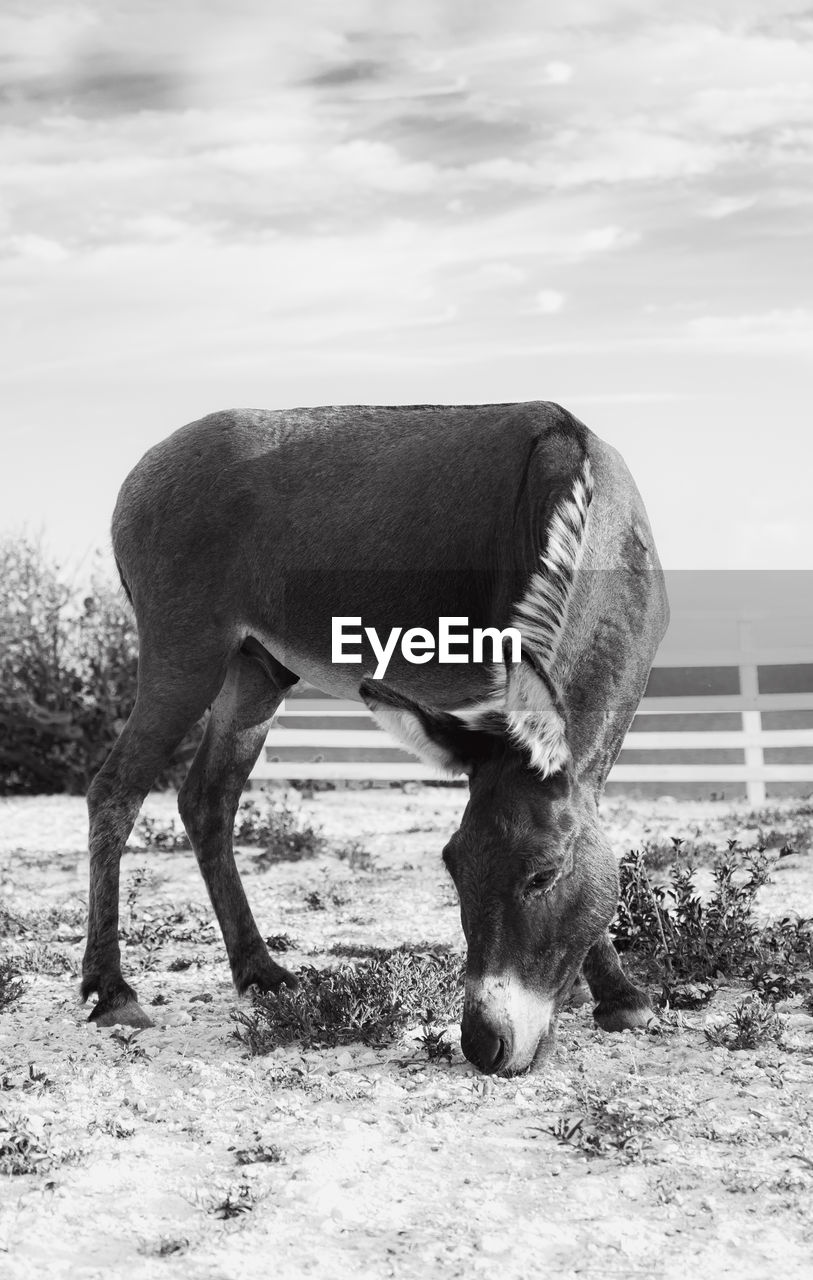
[83, 401, 669, 1075]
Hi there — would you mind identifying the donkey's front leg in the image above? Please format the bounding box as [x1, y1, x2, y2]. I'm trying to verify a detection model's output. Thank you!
[582, 931, 655, 1031]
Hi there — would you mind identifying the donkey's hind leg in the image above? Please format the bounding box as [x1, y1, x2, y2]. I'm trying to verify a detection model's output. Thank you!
[83, 654, 228, 1027]
[178, 644, 298, 996]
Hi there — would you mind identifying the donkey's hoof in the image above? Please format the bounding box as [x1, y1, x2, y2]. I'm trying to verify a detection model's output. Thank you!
[593, 999, 656, 1033]
[89, 997, 155, 1029]
[236, 957, 299, 997]
[566, 977, 592, 1009]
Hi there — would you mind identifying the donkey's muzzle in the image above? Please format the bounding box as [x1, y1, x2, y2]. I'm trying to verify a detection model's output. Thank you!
[460, 1014, 508, 1075]
[463, 970, 556, 1074]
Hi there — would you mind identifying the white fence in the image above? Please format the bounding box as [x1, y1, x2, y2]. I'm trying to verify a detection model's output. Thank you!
[250, 611, 813, 804]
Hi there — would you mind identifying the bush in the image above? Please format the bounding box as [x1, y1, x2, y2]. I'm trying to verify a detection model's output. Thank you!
[0, 959, 23, 1010]
[236, 798, 327, 863]
[613, 843, 813, 1006]
[132, 797, 343, 864]
[233, 950, 465, 1053]
[705, 994, 784, 1051]
[0, 534, 201, 793]
[0, 1108, 60, 1176]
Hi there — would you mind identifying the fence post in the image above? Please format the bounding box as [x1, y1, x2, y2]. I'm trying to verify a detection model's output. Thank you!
[739, 619, 765, 807]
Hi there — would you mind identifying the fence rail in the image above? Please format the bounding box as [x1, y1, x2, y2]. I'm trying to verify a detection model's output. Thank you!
[250, 617, 813, 802]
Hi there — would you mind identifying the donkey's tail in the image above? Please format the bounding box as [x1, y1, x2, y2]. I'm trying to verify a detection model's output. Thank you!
[114, 554, 134, 607]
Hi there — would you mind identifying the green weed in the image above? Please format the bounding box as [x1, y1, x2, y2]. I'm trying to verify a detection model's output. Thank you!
[705, 995, 784, 1050]
[0, 958, 23, 1009]
[551, 1085, 670, 1162]
[0, 1107, 69, 1175]
[133, 797, 373, 867]
[613, 843, 813, 1005]
[233, 950, 464, 1053]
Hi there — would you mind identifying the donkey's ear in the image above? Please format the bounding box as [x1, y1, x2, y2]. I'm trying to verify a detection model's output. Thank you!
[359, 679, 476, 777]
[503, 652, 570, 776]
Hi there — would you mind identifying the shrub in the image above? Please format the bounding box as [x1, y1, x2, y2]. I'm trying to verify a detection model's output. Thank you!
[0, 1108, 59, 1175]
[132, 815, 191, 851]
[550, 1084, 669, 1162]
[132, 797, 336, 864]
[0, 959, 23, 1010]
[0, 535, 201, 793]
[233, 950, 464, 1053]
[236, 798, 326, 863]
[613, 843, 813, 1004]
[705, 995, 783, 1050]
[233, 1137, 285, 1166]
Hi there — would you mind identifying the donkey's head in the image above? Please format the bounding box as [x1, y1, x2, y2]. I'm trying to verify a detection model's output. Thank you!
[444, 752, 617, 1074]
[361, 651, 619, 1075]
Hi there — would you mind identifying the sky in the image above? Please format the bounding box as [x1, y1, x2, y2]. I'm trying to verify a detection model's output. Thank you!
[1, 0, 812, 575]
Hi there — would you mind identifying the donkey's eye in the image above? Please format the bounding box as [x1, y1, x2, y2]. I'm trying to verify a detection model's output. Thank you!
[523, 869, 558, 897]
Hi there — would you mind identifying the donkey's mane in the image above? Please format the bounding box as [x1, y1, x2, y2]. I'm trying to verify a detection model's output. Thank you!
[450, 457, 593, 776]
[510, 457, 593, 672]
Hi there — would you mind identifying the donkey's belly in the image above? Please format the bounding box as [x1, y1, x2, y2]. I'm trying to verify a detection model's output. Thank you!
[252, 622, 499, 709]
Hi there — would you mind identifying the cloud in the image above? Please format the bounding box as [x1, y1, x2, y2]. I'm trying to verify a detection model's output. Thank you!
[685, 83, 813, 139]
[471, 261, 527, 287]
[701, 194, 758, 219]
[327, 140, 438, 192]
[7, 233, 69, 262]
[548, 127, 730, 187]
[534, 289, 565, 314]
[379, 110, 533, 165]
[542, 61, 572, 84]
[304, 59, 385, 88]
[685, 308, 813, 351]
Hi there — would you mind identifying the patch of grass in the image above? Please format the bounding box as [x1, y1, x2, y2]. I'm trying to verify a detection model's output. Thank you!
[237, 798, 327, 863]
[265, 932, 298, 952]
[705, 995, 784, 1050]
[133, 798, 373, 867]
[418, 1021, 454, 1063]
[304, 882, 348, 912]
[7, 944, 77, 978]
[657, 979, 717, 1010]
[0, 902, 87, 942]
[120, 900, 217, 955]
[638, 836, 715, 872]
[233, 950, 464, 1054]
[208, 1183, 259, 1219]
[328, 941, 454, 960]
[232, 1136, 285, 1166]
[334, 841, 378, 872]
[109, 1027, 151, 1062]
[0, 1108, 63, 1175]
[23, 1065, 53, 1092]
[756, 827, 813, 856]
[742, 801, 813, 825]
[132, 815, 191, 851]
[747, 915, 813, 1005]
[0, 906, 24, 938]
[0, 958, 23, 1009]
[550, 1085, 671, 1162]
[140, 1237, 190, 1258]
[89, 1114, 135, 1139]
[613, 842, 813, 1005]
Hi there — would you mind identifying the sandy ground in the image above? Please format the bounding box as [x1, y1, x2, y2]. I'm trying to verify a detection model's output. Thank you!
[1, 788, 812, 1280]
